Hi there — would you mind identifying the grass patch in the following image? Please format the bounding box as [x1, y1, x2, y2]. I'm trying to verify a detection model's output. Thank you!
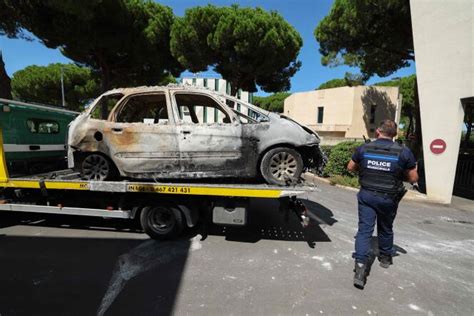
[328, 175, 360, 188]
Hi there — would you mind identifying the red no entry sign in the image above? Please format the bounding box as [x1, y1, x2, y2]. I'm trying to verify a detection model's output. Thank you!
[430, 139, 447, 154]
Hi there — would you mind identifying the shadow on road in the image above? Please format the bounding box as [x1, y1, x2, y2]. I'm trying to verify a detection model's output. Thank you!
[0, 234, 192, 316]
[0, 197, 338, 314]
[361, 236, 409, 288]
[203, 198, 337, 248]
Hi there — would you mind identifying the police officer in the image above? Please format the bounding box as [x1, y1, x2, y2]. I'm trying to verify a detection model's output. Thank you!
[347, 120, 418, 289]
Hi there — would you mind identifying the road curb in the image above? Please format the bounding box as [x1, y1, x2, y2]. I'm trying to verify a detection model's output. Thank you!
[303, 172, 429, 202]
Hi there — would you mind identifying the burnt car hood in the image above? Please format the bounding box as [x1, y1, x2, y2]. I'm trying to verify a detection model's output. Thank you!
[278, 114, 320, 139]
[265, 112, 321, 144]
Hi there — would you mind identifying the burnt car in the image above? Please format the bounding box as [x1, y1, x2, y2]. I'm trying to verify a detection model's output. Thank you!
[68, 85, 325, 185]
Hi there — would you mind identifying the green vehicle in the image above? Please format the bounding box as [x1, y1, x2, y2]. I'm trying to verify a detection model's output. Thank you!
[0, 98, 78, 174]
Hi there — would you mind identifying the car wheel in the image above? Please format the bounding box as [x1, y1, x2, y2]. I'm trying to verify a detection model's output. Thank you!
[140, 206, 184, 240]
[81, 153, 116, 181]
[260, 147, 303, 186]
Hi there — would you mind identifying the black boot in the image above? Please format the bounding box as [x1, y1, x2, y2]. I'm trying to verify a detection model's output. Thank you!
[353, 262, 367, 289]
[378, 254, 393, 268]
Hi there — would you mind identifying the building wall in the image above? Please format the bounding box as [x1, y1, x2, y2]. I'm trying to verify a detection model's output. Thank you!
[284, 86, 400, 143]
[346, 86, 401, 138]
[410, 0, 473, 203]
[285, 87, 355, 129]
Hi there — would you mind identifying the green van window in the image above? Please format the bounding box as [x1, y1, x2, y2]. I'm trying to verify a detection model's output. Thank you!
[26, 119, 59, 134]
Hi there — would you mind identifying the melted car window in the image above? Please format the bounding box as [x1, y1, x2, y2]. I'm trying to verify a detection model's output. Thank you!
[175, 93, 231, 124]
[223, 97, 267, 123]
[116, 93, 168, 124]
[90, 94, 123, 120]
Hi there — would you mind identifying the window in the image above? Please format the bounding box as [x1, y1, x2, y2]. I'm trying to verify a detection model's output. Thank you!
[192, 77, 196, 85]
[370, 104, 377, 124]
[116, 93, 168, 124]
[214, 79, 219, 91]
[90, 94, 123, 120]
[175, 93, 231, 124]
[27, 119, 59, 134]
[248, 93, 253, 104]
[203, 78, 208, 87]
[226, 82, 231, 95]
[237, 89, 241, 99]
[317, 106, 324, 124]
[247, 108, 266, 122]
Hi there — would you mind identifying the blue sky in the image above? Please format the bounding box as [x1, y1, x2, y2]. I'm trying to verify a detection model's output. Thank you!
[0, 0, 415, 96]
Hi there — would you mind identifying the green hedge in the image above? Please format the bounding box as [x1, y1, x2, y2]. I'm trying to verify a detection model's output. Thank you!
[323, 141, 363, 177]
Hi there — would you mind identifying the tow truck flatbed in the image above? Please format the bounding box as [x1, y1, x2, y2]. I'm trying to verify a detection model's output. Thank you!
[2, 169, 312, 198]
[0, 128, 314, 239]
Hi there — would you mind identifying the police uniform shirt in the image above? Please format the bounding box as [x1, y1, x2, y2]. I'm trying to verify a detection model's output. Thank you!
[352, 138, 417, 195]
[352, 139, 416, 171]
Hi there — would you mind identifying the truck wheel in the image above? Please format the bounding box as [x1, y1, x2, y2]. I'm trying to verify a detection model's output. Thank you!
[260, 147, 303, 186]
[140, 205, 184, 240]
[81, 153, 116, 181]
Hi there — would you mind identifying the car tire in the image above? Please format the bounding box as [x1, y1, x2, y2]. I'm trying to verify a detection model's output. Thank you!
[80, 153, 117, 181]
[260, 147, 304, 186]
[140, 205, 184, 240]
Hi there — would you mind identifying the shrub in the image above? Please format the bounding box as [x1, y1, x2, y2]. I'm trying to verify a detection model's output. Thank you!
[323, 141, 363, 177]
[328, 175, 360, 188]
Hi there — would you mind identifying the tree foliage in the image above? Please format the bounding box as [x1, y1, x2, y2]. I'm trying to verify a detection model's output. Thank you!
[11, 63, 99, 111]
[0, 1, 21, 38]
[375, 74, 416, 128]
[0, 0, 20, 98]
[315, 0, 422, 155]
[1, 0, 182, 91]
[171, 5, 302, 94]
[314, 0, 414, 78]
[316, 73, 365, 90]
[253, 92, 290, 113]
[317, 78, 347, 90]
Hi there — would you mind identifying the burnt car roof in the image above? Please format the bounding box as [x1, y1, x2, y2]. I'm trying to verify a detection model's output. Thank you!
[101, 84, 271, 116]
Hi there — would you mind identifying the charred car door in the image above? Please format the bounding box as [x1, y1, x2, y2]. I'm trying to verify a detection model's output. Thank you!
[171, 91, 257, 178]
[105, 92, 180, 177]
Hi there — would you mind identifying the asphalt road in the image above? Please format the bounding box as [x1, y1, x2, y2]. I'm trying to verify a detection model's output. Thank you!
[0, 181, 472, 316]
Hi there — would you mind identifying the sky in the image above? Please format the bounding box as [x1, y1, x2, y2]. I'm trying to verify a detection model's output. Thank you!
[0, 0, 416, 96]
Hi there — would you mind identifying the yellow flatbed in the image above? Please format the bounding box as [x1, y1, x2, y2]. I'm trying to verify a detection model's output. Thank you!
[0, 128, 313, 239]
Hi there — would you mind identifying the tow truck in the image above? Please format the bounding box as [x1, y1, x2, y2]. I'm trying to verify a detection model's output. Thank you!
[0, 128, 314, 240]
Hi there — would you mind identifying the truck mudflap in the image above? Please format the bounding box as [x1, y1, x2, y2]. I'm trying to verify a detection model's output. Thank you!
[279, 196, 311, 228]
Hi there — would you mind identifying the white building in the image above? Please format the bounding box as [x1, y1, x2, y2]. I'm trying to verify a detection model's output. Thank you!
[410, 0, 473, 203]
[180, 76, 259, 123]
[181, 77, 254, 104]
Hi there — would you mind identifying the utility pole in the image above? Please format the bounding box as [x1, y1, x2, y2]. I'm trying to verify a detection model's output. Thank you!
[60, 65, 66, 107]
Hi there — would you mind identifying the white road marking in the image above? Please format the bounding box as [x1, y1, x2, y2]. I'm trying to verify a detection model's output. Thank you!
[409, 304, 422, 311]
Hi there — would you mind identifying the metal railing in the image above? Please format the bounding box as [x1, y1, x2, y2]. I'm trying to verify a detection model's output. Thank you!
[453, 155, 474, 199]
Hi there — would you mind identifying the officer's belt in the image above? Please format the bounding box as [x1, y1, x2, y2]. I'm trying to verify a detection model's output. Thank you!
[361, 187, 398, 199]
